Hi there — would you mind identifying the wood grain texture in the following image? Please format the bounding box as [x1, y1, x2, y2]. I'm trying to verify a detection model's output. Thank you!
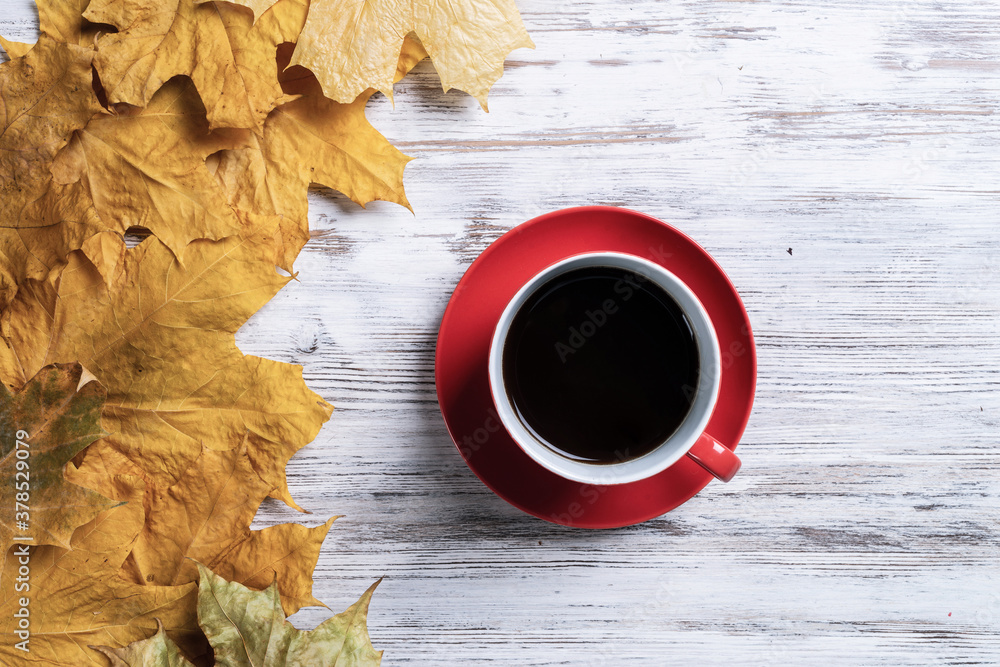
[4, 0, 1000, 663]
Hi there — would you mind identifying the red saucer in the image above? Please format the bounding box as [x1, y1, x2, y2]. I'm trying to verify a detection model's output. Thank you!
[434, 207, 756, 528]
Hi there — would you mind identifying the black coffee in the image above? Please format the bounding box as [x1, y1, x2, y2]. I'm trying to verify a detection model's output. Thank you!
[502, 265, 699, 464]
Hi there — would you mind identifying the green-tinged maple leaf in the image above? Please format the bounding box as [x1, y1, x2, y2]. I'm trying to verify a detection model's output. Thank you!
[95, 566, 383, 666]
[93, 620, 197, 667]
[198, 563, 383, 666]
[0, 363, 118, 552]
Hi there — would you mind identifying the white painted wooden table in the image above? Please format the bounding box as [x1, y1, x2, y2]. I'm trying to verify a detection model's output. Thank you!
[4, 0, 1000, 663]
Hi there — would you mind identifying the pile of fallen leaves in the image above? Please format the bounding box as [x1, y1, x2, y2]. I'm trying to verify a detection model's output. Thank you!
[0, 0, 532, 663]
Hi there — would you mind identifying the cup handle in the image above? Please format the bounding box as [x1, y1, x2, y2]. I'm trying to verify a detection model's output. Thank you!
[686, 433, 741, 482]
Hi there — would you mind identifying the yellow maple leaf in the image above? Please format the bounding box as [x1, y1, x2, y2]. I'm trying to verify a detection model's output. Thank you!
[0, 229, 333, 508]
[0, 64, 297, 309]
[0, 34, 104, 306]
[36, 0, 96, 46]
[283, 0, 534, 108]
[85, 0, 306, 130]
[1, 0, 419, 297]
[0, 36, 98, 209]
[80, 230, 127, 290]
[49, 76, 251, 259]
[212, 83, 413, 236]
[2, 2, 430, 305]
[0, 363, 119, 553]
[211, 36, 428, 269]
[73, 440, 335, 616]
[0, 37, 31, 59]
[0, 475, 197, 666]
[0, 0, 114, 56]
[184, 515, 337, 616]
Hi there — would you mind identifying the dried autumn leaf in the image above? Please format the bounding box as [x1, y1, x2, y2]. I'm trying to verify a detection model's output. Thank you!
[1, 0, 116, 50]
[0, 34, 104, 305]
[182, 513, 337, 616]
[36, 0, 96, 45]
[49, 76, 251, 259]
[0, 36, 99, 208]
[213, 86, 412, 240]
[212, 36, 428, 270]
[0, 230, 333, 506]
[0, 175, 108, 312]
[1, 72, 293, 300]
[0, 363, 117, 553]
[2, 3, 426, 300]
[196, 563, 382, 667]
[266, 78, 414, 210]
[93, 620, 197, 667]
[0, 37, 31, 59]
[85, 0, 305, 130]
[106, 441, 336, 615]
[0, 475, 197, 666]
[96, 567, 382, 666]
[63, 449, 215, 664]
[284, 0, 534, 108]
[0, 0, 115, 60]
[80, 230, 127, 290]
[94, 621, 197, 667]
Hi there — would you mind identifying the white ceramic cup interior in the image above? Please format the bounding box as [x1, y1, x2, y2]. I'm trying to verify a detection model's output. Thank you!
[488, 252, 721, 485]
